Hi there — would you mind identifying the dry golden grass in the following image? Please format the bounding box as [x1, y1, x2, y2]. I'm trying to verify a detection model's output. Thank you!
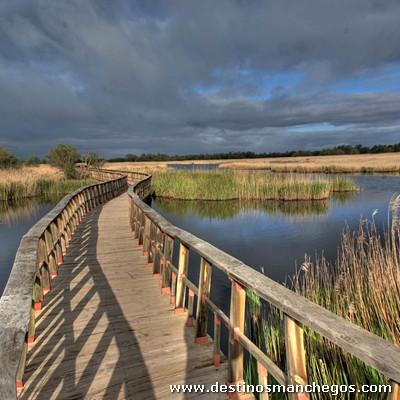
[105, 153, 400, 174]
[104, 161, 168, 173]
[219, 153, 400, 173]
[0, 164, 62, 185]
[0, 165, 91, 201]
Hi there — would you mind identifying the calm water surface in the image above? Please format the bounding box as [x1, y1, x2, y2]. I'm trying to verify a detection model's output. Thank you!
[0, 198, 59, 295]
[152, 175, 400, 288]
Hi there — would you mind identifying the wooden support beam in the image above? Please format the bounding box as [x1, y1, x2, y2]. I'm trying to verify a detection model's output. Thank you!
[195, 257, 212, 344]
[257, 361, 269, 400]
[213, 313, 221, 367]
[284, 315, 309, 400]
[228, 279, 246, 386]
[175, 243, 189, 312]
[187, 289, 195, 327]
[389, 381, 400, 400]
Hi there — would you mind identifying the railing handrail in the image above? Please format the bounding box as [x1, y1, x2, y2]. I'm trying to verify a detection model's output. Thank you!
[0, 168, 130, 398]
[128, 177, 400, 388]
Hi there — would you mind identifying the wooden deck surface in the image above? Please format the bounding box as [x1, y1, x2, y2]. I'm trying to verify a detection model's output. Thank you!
[20, 194, 227, 399]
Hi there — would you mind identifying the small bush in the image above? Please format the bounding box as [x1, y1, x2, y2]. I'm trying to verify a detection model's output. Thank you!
[47, 144, 80, 179]
[0, 147, 18, 169]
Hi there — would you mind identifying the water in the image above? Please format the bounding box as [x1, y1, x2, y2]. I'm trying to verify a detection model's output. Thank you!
[0, 198, 60, 295]
[169, 163, 219, 170]
[152, 175, 400, 285]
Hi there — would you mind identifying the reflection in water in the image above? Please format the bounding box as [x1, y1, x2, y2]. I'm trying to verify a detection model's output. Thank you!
[154, 191, 357, 221]
[0, 196, 60, 295]
[0, 199, 41, 226]
[154, 198, 331, 220]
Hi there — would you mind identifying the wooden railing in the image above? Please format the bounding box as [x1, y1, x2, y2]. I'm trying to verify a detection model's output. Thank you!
[0, 170, 128, 399]
[78, 165, 150, 185]
[129, 176, 400, 399]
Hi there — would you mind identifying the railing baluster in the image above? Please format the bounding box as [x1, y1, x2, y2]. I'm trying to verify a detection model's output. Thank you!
[257, 361, 269, 400]
[175, 243, 189, 313]
[195, 257, 212, 344]
[162, 235, 174, 297]
[15, 341, 28, 390]
[213, 313, 221, 367]
[228, 279, 246, 386]
[284, 315, 309, 400]
[388, 381, 400, 400]
[187, 289, 195, 327]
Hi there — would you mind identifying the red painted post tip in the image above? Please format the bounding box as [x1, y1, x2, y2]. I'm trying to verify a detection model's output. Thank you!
[161, 287, 170, 296]
[227, 381, 245, 400]
[169, 296, 176, 304]
[34, 302, 42, 311]
[43, 288, 50, 295]
[27, 335, 35, 344]
[50, 273, 57, 279]
[186, 317, 193, 327]
[213, 354, 221, 368]
[174, 307, 185, 314]
[16, 380, 24, 389]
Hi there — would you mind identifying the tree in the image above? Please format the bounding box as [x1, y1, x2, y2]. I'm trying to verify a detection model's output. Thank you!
[25, 155, 41, 166]
[47, 144, 80, 179]
[81, 152, 105, 168]
[0, 147, 18, 169]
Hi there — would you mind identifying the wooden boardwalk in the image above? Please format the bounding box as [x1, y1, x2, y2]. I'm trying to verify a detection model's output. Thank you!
[20, 194, 227, 399]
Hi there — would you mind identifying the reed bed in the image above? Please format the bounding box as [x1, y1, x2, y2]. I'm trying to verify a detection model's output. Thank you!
[151, 170, 357, 201]
[245, 198, 400, 399]
[0, 165, 94, 201]
[219, 153, 400, 174]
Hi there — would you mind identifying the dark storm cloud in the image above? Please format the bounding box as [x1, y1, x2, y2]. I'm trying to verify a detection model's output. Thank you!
[0, 0, 400, 157]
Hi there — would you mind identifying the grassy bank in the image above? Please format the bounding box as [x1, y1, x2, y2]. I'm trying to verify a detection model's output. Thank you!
[152, 170, 357, 201]
[0, 166, 94, 201]
[246, 199, 400, 398]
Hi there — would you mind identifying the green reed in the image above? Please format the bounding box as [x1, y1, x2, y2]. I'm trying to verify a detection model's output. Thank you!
[0, 178, 94, 201]
[152, 170, 357, 201]
[244, 201, 400, 399]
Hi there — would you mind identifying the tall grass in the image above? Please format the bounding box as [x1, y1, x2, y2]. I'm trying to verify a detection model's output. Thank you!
[152, 170, 357, 201]
[0, 166, 94, 201]
[245, 198, 400, 399]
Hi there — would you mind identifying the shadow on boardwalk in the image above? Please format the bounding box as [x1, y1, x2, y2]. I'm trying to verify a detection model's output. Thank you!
[20, 196, 226, 399]
[21, 207, 155, 399]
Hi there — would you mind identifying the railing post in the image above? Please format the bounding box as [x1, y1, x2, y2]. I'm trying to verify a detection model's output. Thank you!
[284, 315, 309, 400]
[257, 361, 269, 400]
[195, 257, 212, 344]
[213, 313, 221, 367]
[389, 382, 400, 400]
[143, 217, 151, 259]
[162, 235, 174, 297]
[228, 279, 246, 387]
[15, 341, 28, 390]
[187, 289, 195, 327]
[175, 243, 189, 313]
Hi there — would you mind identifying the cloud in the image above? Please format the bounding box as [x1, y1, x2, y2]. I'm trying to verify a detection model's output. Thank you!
[0, 0, 399, 157]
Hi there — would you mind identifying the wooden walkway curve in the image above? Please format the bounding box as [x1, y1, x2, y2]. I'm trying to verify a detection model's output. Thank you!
[20, 194, 227, 399]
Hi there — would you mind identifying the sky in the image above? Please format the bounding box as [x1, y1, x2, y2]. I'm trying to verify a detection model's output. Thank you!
[1, 0, 400, 158]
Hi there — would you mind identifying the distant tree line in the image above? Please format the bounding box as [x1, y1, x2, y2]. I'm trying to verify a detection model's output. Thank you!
[1, 142, 399, 173]
[108, 143, 400, 162]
